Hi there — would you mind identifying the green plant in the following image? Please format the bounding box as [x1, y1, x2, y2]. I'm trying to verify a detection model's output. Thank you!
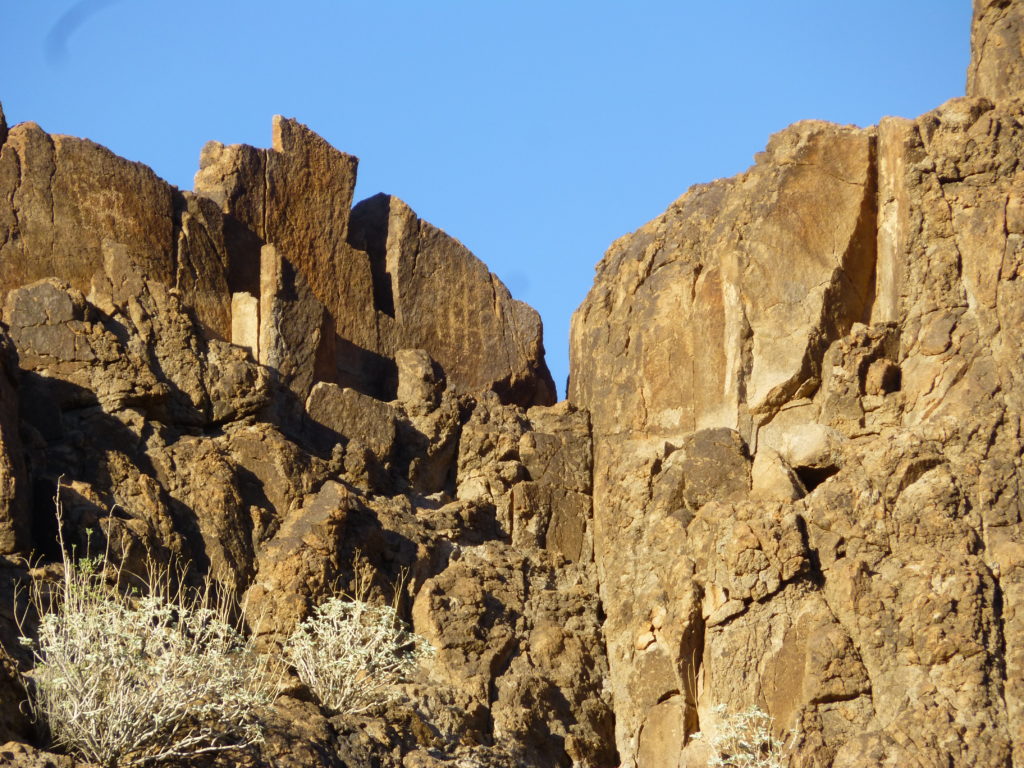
[284, 583, 431, 715]
[18, 513, 276, 767]
[691, 704, 793, 768]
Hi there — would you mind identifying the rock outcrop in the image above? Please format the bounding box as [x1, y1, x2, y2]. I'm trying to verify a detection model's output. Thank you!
[0, 2, 1022, 766]
[968, 0, 1024, 99]
[194, 117, 556, 407]
[0, 106, 584, 767]
[568, 4, 1024, 765]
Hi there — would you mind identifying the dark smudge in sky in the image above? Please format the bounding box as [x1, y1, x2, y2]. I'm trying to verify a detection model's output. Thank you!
[46, 0, 127, 65]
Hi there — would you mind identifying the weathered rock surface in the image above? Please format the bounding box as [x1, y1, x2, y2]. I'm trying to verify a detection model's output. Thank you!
[0, 3, 1022, 766]
[195, 118, 555, 407]
[0, 122, 232, 340]
[0, 97, 569, 766]
[968, 0, 1024, 99]
[569, 6, 1024, 763]
[571, 119, 876, 443]
[350, 193, 556, 406]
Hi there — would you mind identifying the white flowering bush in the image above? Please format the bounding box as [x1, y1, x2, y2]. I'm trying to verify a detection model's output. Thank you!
[284, 596, 431, 715]
[19, 556, 276, 767]
[691, 705, 793, 768]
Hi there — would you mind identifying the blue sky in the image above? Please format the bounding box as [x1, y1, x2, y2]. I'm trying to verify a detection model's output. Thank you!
[2, 1, 972, 397]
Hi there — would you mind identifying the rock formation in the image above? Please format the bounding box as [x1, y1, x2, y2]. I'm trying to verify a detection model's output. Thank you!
[569, 4, 1024, 766]
[0, 2, 1021, 766]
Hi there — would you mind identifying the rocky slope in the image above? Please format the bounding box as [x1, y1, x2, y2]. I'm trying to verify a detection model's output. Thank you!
[0, 1, 1022, 766]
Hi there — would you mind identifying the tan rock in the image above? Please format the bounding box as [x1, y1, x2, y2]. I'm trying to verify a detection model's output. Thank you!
[750, 447, 804, 502]
[570, 45, 1024, 766]
[570, 120, 876, 444]
[195, 117, 375, 353]
[396, 348, 442, 411]
[0, 124, 231, 340]
[0, 742, 78, 768]
[230, 291, 259, 356]
[305, 382, 398, 463]
[967, 0, 1024, 99]
[258, 243, 336, 406]
[350, 193, 556, 406]
[245, 480, 356, 640]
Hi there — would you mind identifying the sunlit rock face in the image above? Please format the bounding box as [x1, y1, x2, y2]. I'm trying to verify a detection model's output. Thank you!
[0, 1, 1023, 766]
[568, 2, 1024, 763]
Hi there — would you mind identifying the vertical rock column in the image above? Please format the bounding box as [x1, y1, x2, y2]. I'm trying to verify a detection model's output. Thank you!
[967, 0, 1024, 99]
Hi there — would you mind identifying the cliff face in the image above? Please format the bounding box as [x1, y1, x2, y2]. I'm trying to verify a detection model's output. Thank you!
[569, 4, 1024, 766]
[0, 2, 1022, 767]
[0, 113, 598, 767]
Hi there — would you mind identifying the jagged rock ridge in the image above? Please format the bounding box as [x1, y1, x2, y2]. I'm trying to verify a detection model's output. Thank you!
[0, 111, 597, 767]
[0, 1, 1022, 766]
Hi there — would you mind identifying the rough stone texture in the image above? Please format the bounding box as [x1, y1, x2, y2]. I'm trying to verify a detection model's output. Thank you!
[0, 742, 79, 768]
[2, 7, 1023, 766]
[193, 118, 554, 407]
[4, 277, 268, 427]
[968, 0, 1024, 99]
[569, 42, 1024, 768]
[396, 348, 442, 412]
[412, 544, 616, 768]
[0, 255, 601, 767]
[350, 194, 557, 406]
[0, 124, 232, 340]
[258, 243, 336, 409]
[571, 120, 876, 444]
[194, 117, 373, 353]
[305, 382, 399, 464]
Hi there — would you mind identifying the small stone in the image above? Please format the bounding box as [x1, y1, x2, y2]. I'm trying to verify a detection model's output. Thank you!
[634, 631, 656, 651]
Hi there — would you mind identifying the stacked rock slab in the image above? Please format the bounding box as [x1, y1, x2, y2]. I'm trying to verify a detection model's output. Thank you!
[194, 117, 556, 408]
[569, 2, 1024, 766]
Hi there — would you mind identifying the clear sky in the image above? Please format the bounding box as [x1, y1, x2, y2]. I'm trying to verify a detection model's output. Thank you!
[2, 1, 972, 397]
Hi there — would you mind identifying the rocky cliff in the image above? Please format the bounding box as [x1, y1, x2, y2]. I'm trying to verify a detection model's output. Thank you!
[570, 3, 1024, 766]
[0, 2, 1022, 767]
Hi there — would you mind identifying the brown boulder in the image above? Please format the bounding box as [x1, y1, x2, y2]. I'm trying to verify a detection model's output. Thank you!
[305, 382, 399, 464]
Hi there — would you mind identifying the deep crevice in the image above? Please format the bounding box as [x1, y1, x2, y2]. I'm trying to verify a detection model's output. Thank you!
[794, 464, 840, 493]
[348, 192, 396, 317]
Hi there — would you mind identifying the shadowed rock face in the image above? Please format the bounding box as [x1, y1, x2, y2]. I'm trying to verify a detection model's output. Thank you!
[193, 117, 556, 408]
[0, 1, 1022, 766]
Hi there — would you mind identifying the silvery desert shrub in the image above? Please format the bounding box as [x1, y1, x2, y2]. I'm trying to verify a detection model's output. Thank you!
[691, 704, 794, 768]
[284, 595, 431, 715]
[19, 552, 276, 767]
